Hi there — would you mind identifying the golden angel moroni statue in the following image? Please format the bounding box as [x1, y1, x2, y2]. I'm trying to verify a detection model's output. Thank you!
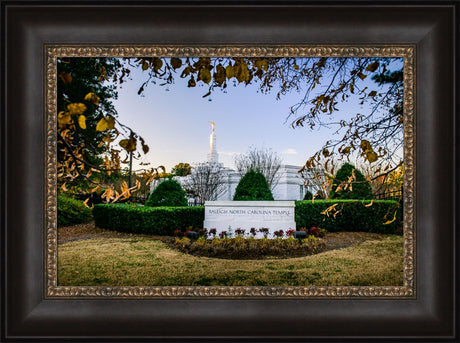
[209, 121, 215, 132]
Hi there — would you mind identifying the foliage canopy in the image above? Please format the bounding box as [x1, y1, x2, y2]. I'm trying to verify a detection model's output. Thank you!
[57, 55, 404, 205]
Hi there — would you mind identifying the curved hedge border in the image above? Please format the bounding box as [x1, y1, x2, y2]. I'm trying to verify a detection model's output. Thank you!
[93, 200, 401, 236]
[295, 200, 402, 234]
[93, 204, 205, 236]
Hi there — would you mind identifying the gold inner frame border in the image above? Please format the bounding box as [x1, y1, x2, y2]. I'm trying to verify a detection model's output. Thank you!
[45, 45, 416, 298]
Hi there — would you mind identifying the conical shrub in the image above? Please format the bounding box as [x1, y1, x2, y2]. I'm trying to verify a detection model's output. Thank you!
[233, 170, 274, 201]
[329, 163, 373, 199]
[145, 179, 188, 207]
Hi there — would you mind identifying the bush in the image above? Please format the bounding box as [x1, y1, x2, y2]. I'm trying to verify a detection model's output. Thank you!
[298, 227, 327, 238]
[169, 235, 327, 259]
[303, 191, 313, 200]
[295, 200, 402, 234]
[145, 179, 188, 207]
[57, 195, 93, 227]
[233, 170, 274, 201]
[329, 163, 373, 199]
[313, 192, 325, 200]
[93, 204, 204, 235]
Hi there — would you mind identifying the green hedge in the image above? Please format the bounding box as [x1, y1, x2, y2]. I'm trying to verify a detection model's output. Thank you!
[57, 195, 93, 227]
[93, 200, 401, 236]
[93, 204, 205, 236]
[295, 200, 402, 234]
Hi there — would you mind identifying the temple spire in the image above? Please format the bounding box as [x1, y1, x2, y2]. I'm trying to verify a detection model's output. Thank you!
[207, 121, 218, 163]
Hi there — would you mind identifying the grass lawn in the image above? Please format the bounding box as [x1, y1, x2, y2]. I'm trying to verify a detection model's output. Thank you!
[57, 234, 403, 286]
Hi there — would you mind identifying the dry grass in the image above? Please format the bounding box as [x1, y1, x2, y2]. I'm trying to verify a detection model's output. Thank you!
[58, 234, 403, 286]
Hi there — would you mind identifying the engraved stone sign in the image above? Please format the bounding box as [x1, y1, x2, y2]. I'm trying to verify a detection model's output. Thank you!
[203, 201, 296, 238]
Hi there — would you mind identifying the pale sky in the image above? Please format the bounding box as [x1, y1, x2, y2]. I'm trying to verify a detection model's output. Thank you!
[111, 58, 402, 173]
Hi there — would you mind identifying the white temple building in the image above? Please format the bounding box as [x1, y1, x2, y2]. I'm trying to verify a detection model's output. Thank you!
[152, 123, 310, 202]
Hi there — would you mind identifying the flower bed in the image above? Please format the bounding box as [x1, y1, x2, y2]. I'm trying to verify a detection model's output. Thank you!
[164, 235, 327, 260]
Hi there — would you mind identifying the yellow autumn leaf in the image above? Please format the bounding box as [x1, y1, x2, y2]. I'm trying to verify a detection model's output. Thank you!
[364, 200, 374, 207]
[140, 137, 149, 154]
[152, 58, 163, 71]
[213, 64, 226, 85]
[119, 138, 136, 152]
[83, 198, 90, 208]
[368, 90, 377, 97]
[198, 68, 212, 84]
[360, 140, 371, 151]
[58, 111, 73, 126]
[357, 72, 367, 80]
[84, 92, 100, 105]
[366, 150, 378, 163]
[365, 61, 379, 72]
[96, 116, 115, 131]
[170, 57, 182, 69]
[61, 183, 68, 192]
[188, 76, 196, 87]
[96, 118, 108, 131]
[67, 103, 87, 115]
[383, 211, 398, 225]
[78, 115, 86, 129]
[101, 188, 114, 202]
[91, 185, 101, 193]
[254, 59, 269, 71]
[225, 65, 234, 79]
[58, 72, 72, 84]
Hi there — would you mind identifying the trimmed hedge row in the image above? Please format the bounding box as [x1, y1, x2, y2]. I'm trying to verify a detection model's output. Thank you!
[295, 200, 402, 234]
[93, 204, 205, 236]
[58, 195, 93, 227]
[93, 200, 402, 236]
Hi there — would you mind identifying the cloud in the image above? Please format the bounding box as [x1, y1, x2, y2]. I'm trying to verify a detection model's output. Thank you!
[282, 148, 298, 155]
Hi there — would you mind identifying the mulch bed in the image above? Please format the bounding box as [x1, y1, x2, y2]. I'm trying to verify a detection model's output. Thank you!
[58, 222, 387, 254]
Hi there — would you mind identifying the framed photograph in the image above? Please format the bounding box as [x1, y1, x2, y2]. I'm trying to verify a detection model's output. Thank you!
[2, 1, 457, 341]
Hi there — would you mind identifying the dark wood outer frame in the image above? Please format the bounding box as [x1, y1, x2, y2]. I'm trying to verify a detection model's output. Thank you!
[1, 1, 456, 341]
